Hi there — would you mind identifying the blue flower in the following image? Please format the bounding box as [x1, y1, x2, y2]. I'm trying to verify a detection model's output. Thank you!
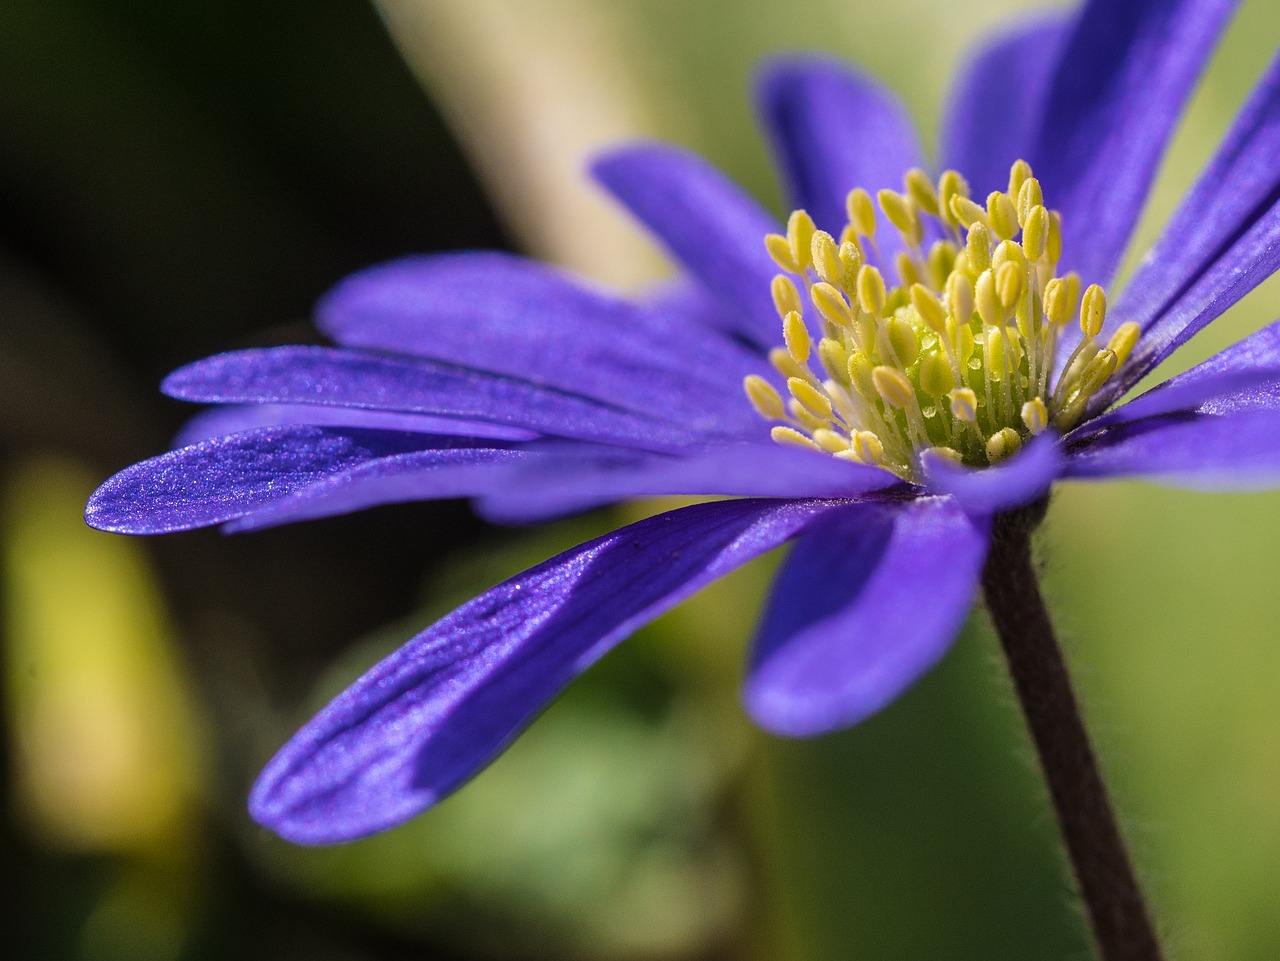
[88, 0, 1280, 844]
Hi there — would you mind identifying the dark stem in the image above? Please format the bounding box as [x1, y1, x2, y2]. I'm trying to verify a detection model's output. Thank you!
[982, 502, 1164, 961]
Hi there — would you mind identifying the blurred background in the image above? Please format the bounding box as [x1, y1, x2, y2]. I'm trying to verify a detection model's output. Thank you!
[3, 0, 1279, 958]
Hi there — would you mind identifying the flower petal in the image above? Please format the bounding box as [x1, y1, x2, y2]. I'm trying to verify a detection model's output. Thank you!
[744, 497, 988, 737]
[755, 57, 925, 248]
[162, 346, 705, 451]
[314, 251, 760, 424]
[474, 441, 899, 524]
[591, 143, 780, 346]
[1082, 52, 1280, 403]
[1030, 0, 1239, 286]
[940, 14, 1072, 197]
[1088, 201, 1280, 412]
[174, 402, 538, 448]
[249, 497, 840, 843]
[1085, 318, 1280, 431]
[86, 426, 517, 534]
[921, 432, 1063, 514]
[1065, 409, 1280, 489]
[1111, 53, 1280, 335]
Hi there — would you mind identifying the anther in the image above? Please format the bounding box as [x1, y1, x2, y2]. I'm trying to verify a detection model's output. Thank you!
[1022, 205, 1050, 261]
[905, 168, 940, 216]
[783, 310, 811, 362]
[1007, 160, 1033, 200]
[765, 233, 800, 273]
[896, 251, 923, 288]
[938, 170, 970, 229]
[986, 426, 1022, 463]
[744, 375, 786, 420]
[850, 430, 885, 464]
[1043, 277, 1070, 326]
[987, 191, 1020, 241]
[810, 282, 853, 328]
[947, 272, 975, 328]
[788, 376, 834, 420]
[910, 283, 947, 333]
[1107, 321, 1140, 366]
[838, 241, 863, 283]
[771, 274, 803, 318]
[878, 189, 922, 245]
[872, 365, 915, 409]
[1080, 283, 1107, 338]
[787, 209, 817, 271]
[881, 314, 920, 367]
[1046, 212, 1063, 264]
[919, 351, 955, 397]
[812, 428, 851, 453]
[811, 230, 843, 286]
[949, 387, 978, 422]
[857, 264, 887, 315]
[951, 195, 988, 229]
[846, 188, 877, 236]
[996, 260, 1023, 309]
[966, 222, 993, 273]
[1016, 177, 1043, 225]
[975, 270, 1002, 325]
[1021, 397, 1049, 434]
[772, 425, 821, 450]
[818, 338, 849, 382]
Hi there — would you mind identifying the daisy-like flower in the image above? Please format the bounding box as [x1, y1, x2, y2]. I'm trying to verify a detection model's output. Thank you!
[89, 0, 1277, 876]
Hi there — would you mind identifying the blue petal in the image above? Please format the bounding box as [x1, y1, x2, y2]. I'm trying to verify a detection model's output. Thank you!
[249, 497, 840, 843]
[744, 497, 988, 737]
[921, 432, 1063, 515]
[162, 346, 706, 451]
[940, 14, 1072, 198]
[174, 402, 538, 448]
[1065, 409, 1280, 489]
[315, 251, 762, 429]
[1083, 51, 1280, 403]
[86, 427, 517, 534]
[1029, 0, 1239, 287]
[474, 441, 900, 524]
[756, 57, 926, 255]
[592, 143, 781, 346]
[1084, 318, 1280, 432]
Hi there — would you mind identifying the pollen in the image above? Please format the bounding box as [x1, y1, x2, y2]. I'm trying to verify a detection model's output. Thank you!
[746, 159, 1135, 480]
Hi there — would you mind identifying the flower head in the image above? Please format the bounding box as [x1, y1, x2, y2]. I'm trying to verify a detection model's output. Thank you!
[87, 0, 1280, 843]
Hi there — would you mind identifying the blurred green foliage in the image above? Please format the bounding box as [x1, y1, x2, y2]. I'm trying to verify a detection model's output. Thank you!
[3, 1, 1280, 960]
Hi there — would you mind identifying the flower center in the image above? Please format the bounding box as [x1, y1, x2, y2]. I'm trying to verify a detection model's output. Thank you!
[742, 160, 1139, 481]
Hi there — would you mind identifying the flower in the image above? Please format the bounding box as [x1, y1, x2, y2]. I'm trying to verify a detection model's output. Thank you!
[87, 0, 1280, 844]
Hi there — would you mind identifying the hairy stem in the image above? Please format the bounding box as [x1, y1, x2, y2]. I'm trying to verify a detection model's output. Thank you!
[982, 504, 1163, 961]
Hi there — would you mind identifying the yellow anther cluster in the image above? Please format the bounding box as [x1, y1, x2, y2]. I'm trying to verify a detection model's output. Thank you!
[746, 160, 1138, 480]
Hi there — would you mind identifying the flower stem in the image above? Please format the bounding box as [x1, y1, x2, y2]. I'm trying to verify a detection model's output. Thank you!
[982, 503, 1164, 961]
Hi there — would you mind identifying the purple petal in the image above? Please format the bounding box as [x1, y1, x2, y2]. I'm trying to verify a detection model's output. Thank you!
[591, 143, 781, 346]
[249, 497, 840, 843]
[474, 441, 899, 524]
[1089, 201, 1280, 413]
[940, 15, 1071, 197]
[921, 432, 1063, 514]
[314, 252, 761, 427]
[86, 426, 510, 534]
[755, 57, 926, 252]
[1030, 0, 1238, 287]
[162, 346, 705, 451]
[744, 497, 988, 737]
[1083, 52, 1280, 401]
[174, 402, 538, 448]
[1065, 409, 1280, 489]
[1111, 52, 1280, 334]
[1085, 318, 1280, 431]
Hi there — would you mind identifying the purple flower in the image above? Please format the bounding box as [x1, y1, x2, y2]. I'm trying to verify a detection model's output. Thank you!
[87, 0, 1280, 844]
